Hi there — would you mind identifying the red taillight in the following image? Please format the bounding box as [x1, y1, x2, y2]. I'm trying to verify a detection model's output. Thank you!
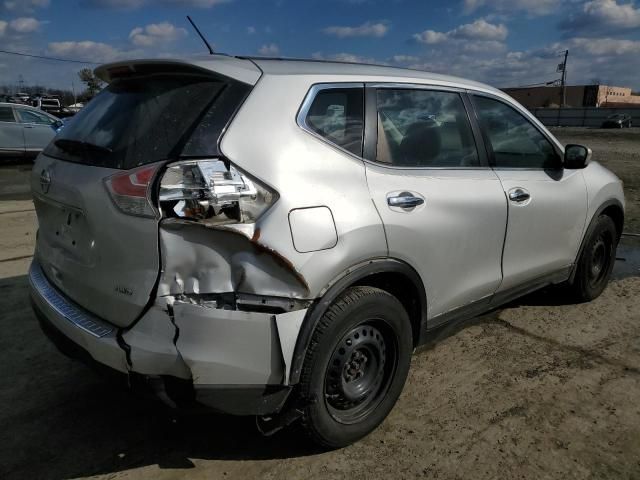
[105, 163, 160, 217]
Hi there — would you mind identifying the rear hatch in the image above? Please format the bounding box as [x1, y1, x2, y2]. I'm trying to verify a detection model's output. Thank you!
[31, 60, 256, 328]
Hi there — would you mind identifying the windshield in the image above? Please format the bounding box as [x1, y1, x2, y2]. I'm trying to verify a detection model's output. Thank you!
[43, 74, 228, 169]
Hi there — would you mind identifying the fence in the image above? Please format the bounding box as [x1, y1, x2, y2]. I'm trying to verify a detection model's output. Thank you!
[531, 107, 640, 127]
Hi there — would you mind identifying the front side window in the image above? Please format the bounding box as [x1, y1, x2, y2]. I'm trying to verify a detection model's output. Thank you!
[376, 89, 479, 167]
[0, 106, 16, 122]
[304, 88, 364, 156]
[473, 95, 559, 169]
[18, 109, 54, 125]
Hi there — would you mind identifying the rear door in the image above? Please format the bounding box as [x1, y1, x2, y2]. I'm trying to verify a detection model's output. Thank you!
[471, 94, 587, 292]
[16, 108, 57, 153]
[32, 68, 252, 328]
[363, 86, 507, 323]
[0, 105, 25, 156]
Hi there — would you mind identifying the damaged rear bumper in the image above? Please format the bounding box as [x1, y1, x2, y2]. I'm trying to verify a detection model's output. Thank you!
[29, 260, 308, 415]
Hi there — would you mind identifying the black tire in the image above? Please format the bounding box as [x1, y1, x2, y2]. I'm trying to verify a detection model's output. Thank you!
[569, 215, 618, 302]
[298, 286, 413, 448]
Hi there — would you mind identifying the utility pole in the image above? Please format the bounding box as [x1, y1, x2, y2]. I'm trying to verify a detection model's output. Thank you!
[559, 50, 568, 107]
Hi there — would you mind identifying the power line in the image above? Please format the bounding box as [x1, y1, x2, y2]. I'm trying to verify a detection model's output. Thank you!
[0, 49, 101, 65]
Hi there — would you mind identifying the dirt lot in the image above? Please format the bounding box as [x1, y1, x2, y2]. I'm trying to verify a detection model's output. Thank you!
[1, 128, 639, 480]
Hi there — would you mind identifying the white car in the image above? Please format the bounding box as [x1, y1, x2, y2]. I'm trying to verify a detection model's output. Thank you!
[29, 56, 624, 447]
[0, 102, 63, 159]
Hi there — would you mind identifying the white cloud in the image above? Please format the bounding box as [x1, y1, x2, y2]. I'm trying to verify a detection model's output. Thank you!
[258, 43, 279, 55]
[86, 0, 229, 8]
[561, 0, 640, 34]
[47, 41, 123, 63]
[129, 22, 187, 47]
[582, 0, 640, 27]
[390, 54, 420, 64]
[163, 0, 229, 5]
[2, 0, 49, 13]
[247, 26, 256, 34]
[413, 19, 507, 44]
[9, 17, 41, 33]
[397, 34, 640, 90]
[323, 21, 388, 38]
[312, 51, 379, 64]
[463, 0, 559, 16]
[563, 36, 640, 56]
[0, 20, 7, 37]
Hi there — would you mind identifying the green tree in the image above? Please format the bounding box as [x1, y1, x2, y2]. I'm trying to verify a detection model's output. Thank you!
[77, 68, 104, 100]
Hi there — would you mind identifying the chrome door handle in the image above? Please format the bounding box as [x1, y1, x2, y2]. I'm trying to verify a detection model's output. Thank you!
[508, 188, 530, 203]
[387, 193, 424, 209]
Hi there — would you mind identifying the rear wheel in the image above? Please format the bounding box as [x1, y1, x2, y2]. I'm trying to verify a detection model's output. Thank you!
[569, 215, 617, 302]
[298, 286, 412, 448]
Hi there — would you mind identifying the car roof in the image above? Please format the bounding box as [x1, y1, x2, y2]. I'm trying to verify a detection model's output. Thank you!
[0, 102, 58, 116]
[96, 54, 502, 96]
[0, 102, 35, 109]
[245, 57, 500, 93]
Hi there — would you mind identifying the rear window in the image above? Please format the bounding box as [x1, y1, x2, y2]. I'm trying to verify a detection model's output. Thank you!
[44, 74, 249, 169]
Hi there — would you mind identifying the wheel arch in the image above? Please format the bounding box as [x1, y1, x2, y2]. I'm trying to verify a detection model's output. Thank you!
[569, 198, 624, 283]
[289, 258, 427, 385]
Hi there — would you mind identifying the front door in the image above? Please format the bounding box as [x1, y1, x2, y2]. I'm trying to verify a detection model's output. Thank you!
[365, 86, 507, 322]
[471, 94, 588, 292]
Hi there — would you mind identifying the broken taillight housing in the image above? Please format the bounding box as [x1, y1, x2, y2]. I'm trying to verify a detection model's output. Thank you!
[104, 163, 160, 218]
[158, 159, 277, 224]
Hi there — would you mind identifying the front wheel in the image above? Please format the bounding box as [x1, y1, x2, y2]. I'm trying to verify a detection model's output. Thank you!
[568, 215, 618, 302]
[298, 286, 413, 448]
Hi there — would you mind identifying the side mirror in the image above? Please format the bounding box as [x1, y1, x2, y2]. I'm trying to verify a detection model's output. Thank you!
[564, 144, 592, 169]
[53, 120, 64, 129]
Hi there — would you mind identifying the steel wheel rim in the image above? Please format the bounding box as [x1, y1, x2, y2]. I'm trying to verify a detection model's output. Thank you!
[323, 320, 398, 424]
[588, 233, 612, 288]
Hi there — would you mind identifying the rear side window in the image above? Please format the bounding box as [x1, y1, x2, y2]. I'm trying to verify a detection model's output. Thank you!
[304, 88, 364, 156]
[473, 95, 559, 169]
[0, 107, 15, 122]
[44, 74, 248, 169]
[376, 89, 479, 168]
[18, 109, 53, 125]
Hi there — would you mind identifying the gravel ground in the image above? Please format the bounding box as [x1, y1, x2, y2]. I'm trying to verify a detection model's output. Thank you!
[0, 128, 639, 480]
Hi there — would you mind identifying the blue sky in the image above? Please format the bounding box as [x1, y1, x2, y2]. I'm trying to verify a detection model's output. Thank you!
[1, 0, 640, 91]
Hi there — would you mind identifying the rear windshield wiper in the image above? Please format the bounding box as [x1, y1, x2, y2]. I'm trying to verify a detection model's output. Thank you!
[54, 139, 113, 155]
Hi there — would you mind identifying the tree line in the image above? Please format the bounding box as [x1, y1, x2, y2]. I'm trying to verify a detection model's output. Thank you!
[0, 67, 105, 105]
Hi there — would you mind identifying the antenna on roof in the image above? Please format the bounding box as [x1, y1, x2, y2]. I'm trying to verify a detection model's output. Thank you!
[186, 15, 215, 55]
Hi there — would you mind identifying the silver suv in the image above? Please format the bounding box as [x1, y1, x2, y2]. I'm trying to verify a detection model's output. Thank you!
[29, 56, 624, 448]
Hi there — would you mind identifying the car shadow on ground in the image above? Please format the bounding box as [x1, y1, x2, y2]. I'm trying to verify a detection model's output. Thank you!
[3, 241, 639, 479]
[0, 273, 323, 480]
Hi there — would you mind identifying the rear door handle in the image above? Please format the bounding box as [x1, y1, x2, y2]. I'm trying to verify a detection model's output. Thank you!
[387, 193, 425, 209]
[508, 188, 530, 203]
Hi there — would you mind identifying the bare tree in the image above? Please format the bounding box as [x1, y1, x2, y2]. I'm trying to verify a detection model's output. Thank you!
[78, 68, 104, 100]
